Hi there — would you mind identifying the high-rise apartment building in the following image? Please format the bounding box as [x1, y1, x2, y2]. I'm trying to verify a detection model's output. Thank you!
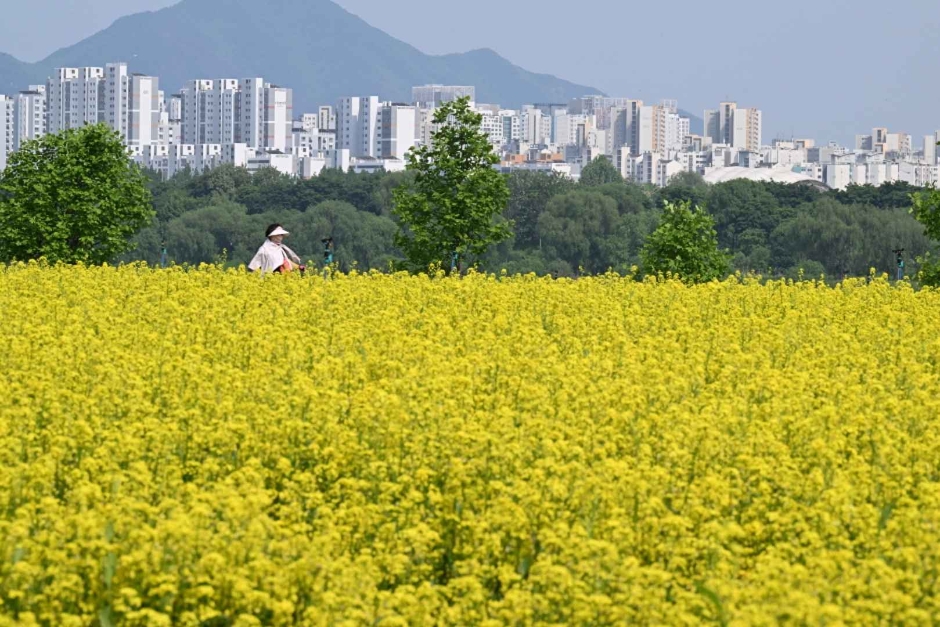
[181, 78, 291, 151]
[47, 67, 105, 133]
[704, 101, 738, 146]
[46, 63, 158, 146]
[14, 86, 46, 150]
[705, 101, 761, 151]
[928, 133, 940, 165]
[609, 100, 643, 155]
[337, 96, 380, 158]
[128, 74, 160, 147]
[412, 85, 475, 108]
[318, 105, 336, 131]
[732, 108, 762, 152]
[569, 96, 641, 130]
[180, 79, 216, 145]
[105, 63, 130, 140]
[521, 107, 552, 145]
[554, 113, 589, 147]
[0, 95, 15, 171]
[262, 84, 292, 153]
[379, 103, 417, 160]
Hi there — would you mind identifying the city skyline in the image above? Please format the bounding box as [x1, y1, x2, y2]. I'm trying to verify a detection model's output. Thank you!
[1, 0, 938, 145]
[4, 54, 936, 192]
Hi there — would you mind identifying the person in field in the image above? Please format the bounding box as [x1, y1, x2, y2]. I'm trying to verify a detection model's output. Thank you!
[248, 224, 304, 274]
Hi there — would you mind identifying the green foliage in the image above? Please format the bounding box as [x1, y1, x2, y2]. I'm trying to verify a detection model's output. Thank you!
[0, 124, 153, 264]
[506, 170, 574, 247]
[124, 155, 938, 281]
[537, 192, 619, 274]
[392, 97, 511, 272]
[834, 181, 921, 210]
[579, 156, 622, 186]
[706, 179, 792, 250]
[910, 185, 940, 286]
[641, 200, 730, 283]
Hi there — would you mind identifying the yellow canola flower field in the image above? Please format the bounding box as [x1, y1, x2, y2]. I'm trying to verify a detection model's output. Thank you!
[2, 263, 940, 626]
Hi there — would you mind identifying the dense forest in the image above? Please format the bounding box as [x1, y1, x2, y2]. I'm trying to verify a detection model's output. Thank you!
[129, 164, 933, 279]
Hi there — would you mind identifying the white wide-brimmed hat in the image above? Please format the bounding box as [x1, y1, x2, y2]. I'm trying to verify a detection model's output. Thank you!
[269, 226, 290, 237]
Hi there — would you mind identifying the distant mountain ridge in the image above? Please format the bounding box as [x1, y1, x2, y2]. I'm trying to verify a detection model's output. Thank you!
[0, 0, 601, 112]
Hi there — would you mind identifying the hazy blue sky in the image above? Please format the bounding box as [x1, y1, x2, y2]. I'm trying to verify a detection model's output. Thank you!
[2, 0, 938, 144]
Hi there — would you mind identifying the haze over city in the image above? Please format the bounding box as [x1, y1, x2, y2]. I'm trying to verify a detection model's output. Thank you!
[1, 0, 938, 144]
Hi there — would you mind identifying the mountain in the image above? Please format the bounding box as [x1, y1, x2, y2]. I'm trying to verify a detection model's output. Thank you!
[0, 0, 600, 111]
[0, 53, 31, 93]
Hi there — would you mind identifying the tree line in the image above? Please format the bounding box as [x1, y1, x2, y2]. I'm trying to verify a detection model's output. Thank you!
[127, 160, 933, 280]
[1, 119, 936, 283]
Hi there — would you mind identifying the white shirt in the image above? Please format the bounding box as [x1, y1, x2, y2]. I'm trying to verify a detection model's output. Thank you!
[248, 239, 302, 274]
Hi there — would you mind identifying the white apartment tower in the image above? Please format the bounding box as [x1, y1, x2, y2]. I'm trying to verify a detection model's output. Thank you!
[318, 105, 336, 131]
[239, 78, 265, 150]
[360, 96, 380, 158]
[14, 86, 46, 150]
[262, 85, 293, 153]
[380, 103, 417, 160]
[181, 79, 214, 145]
[738, 108, 762, 152]
[105, 63, 130, 140]
[128, 74, 160, 147]
[926, 135, 939, 165]
[337, 96, 380, 158]
[0, 96, 15, 172]
[521, 107, 552, 145]
[705, 102, 761, 151]
[412, 85, 475, 108]
[181, 78, 291, 151]
[45, 64, 158, 145]
[47, 67, 105, 133]
[181, 79, 239, 145]
[609, 100, 643, 155]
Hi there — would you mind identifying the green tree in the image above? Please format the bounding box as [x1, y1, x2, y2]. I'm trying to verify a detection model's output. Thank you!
[392, 96, 511, 272]
[579, 156, 621, 186]
[910, 184, 940, 285]
[537, 191, 620, 273]
[641, 200, 730, 282]
[0, 124, 153, 264]
[506, 170, 573, 247]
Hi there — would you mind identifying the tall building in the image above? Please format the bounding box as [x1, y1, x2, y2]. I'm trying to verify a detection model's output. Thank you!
[569, 96, 639, 129]
[705, 101, 761, 151]
[704, 101, 738, 146]
[379, 103, 417, 160]
[299, 113, 318, 132]
[14, 86, 46, 150]
[885, 132, 912, 155]
[264, 85, 293, 153]
[554, 113, 589, 147]
[47, 67, 105, 133]
[733, 108, 762, 152]
[239, 78, 266, 150]
[609, 100, 643, 155]
[412, 85, 475, 108]
[0, 95, 15, 171]
[128, 74, 160, 147]
[167, 94, 183, 121]
[180, 80, 213, 144]
[105, 63, 130, 140]
[337, 96, 380, 158]
[181, 78, 291, 151]
[521, 106, 552, 145]
[318, 106, 336, 131]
